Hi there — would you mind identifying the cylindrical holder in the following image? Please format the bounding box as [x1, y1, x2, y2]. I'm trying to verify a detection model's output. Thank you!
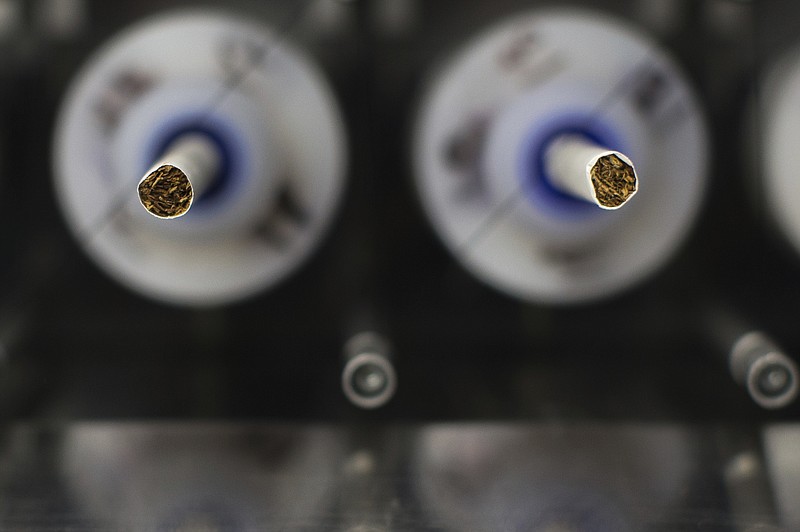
[52, 10, 347, 306]
[341, 332, 397, 410]
[729, 331, 799, 410]
[706, 307, 799, 410]
[412, 8, 708, 304]
[411, 426, 693, 531]
[60, 425, 344, 529]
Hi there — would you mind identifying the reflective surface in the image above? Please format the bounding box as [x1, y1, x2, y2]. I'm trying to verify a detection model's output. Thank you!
[0, 422, 793, 531]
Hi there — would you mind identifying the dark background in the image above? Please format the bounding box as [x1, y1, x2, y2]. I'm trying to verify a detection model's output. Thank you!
[0, 0, 796, 425]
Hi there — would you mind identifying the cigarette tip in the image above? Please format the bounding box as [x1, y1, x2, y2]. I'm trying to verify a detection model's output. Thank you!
[590, 152, 638, 210]
[137, 165, 194, 219]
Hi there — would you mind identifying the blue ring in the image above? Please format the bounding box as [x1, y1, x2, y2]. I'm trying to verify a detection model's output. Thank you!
[144, 113, 246, 212]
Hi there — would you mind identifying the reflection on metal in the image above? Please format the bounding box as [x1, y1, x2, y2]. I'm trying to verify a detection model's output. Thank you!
[59, 424, 343, 529]
[763, 425, 800, 529]
[723, 451, 780, 531]
[411, 425, 696, 531]
[0, 423, 791, 529]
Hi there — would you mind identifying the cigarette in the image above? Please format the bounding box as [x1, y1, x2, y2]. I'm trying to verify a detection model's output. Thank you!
[544, 135, 638, 210]
[137, 134, 221, 219]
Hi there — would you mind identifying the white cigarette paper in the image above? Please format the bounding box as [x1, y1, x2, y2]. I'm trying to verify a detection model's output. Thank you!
[137, 134, 221, 219]
[544, 135, 638, 210]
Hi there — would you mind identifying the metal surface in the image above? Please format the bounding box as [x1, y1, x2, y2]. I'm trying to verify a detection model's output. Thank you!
[0, 422, 790, 531]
